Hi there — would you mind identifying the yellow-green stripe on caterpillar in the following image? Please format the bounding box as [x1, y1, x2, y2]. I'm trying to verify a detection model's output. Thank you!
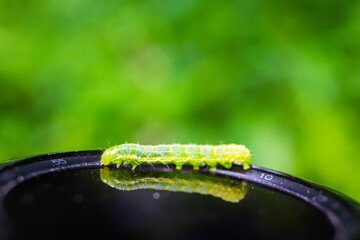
[100, 167, 248, 203]
[101, 143, 251, 170]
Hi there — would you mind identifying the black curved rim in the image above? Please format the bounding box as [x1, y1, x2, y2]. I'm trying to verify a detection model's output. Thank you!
[0, 151, 359, 240]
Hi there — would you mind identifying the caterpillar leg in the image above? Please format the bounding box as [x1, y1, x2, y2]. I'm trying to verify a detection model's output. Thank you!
[131, 164, 139, 171]
[208, 164, 217, 171]
[192, 164, 200, 170]
[222, 162, 232, 169]
[242, 162, 250, 170]
[175, 163, 183, 170]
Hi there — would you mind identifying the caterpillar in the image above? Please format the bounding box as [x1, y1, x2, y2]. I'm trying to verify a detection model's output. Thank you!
[100, 167, 248, 203]
[101, 143, 251, 170]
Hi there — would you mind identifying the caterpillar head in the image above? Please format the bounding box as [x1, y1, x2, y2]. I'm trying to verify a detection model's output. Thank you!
[101, 148, 113, 165]
[231, 145, 252, 170]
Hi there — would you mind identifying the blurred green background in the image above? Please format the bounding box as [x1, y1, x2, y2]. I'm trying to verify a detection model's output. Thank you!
[0, 0, 359, 201]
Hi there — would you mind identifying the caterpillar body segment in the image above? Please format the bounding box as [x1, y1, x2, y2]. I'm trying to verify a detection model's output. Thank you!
[100, 167, 248, 203]
[101, 143, 252, 170]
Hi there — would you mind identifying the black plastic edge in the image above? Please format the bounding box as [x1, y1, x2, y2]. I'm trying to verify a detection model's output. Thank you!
[0, 151, 358, 240]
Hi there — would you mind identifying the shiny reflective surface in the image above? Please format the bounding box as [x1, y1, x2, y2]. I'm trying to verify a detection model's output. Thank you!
[0, 151, 359, 240]
[100, 167, 248, 203]
[2, 168, 334, 240]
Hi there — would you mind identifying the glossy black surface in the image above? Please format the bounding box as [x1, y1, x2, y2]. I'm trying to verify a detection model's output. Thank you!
[0, 151, 358, 240]
[2, 169, 333, 240]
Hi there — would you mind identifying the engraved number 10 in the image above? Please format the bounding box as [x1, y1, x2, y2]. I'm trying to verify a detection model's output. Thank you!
[260, 173, 273, 181]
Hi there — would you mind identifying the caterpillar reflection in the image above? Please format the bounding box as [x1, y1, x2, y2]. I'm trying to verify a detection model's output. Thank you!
[101, 144, 251, 170]
[100, 167, 248, 203]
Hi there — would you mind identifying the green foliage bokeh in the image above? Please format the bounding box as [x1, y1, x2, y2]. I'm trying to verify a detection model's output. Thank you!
[0, 0, 359, 201]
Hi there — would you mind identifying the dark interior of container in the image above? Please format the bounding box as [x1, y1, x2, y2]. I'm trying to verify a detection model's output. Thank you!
[1, 168, 334, 240]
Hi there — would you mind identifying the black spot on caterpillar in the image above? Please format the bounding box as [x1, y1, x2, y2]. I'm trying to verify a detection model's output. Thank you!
[101, 144, 251, 170]
[100, 167, 248, 203]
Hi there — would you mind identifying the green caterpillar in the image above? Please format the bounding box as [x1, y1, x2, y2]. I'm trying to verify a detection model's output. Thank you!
[100, 167, 248, 203]
[101, 143, 251, 170]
